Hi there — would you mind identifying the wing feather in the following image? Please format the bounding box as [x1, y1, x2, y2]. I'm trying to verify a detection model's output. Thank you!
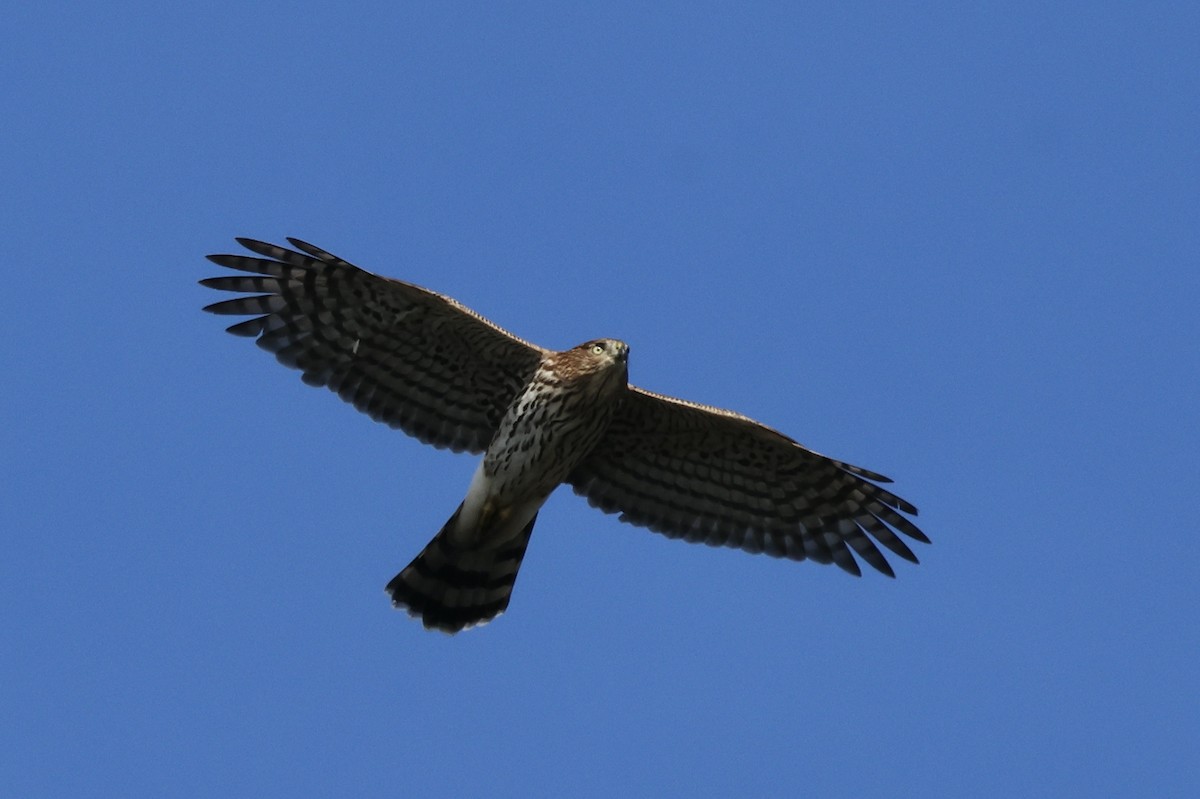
[201, 238, 546, 453]
[568, 386, 928, 576]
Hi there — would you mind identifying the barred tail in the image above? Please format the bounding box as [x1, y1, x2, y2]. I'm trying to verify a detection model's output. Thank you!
[386, 507, 537, 634]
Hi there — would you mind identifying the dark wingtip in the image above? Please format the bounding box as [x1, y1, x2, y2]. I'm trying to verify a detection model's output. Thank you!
[903, 522, 931, 545]
[835, 557, 863, 578]
[870, 556, 897, 578]
[231, 237, 291, 260]
[226, 317, 265, 337]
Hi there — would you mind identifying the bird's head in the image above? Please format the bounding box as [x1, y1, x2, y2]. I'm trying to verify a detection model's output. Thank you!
[578, 338, 629, 366]
[551, 338, 629, 392]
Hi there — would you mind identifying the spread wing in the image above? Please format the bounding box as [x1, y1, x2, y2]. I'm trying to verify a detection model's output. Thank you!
[201, 238, 546, 453]
[567, 387, 929, 576]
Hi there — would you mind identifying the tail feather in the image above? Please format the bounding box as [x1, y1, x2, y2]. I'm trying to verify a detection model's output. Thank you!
[386, 511, 537, 633]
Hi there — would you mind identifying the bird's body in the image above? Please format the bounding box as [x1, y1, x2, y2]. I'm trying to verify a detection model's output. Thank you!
[387, 341, 628, 630]
[473, 342, 628, 527]
[202, 238, 929, 633]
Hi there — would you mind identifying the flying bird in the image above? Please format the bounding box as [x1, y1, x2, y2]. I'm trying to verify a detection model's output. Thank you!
[202, 238, 928, 633]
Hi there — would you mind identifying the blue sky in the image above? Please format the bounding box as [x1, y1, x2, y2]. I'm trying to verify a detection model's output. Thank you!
[3, 2, 1197, 796]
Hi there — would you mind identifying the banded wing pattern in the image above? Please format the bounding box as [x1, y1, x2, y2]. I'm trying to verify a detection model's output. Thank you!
[568, 387, 928, 577]
[202, 238, 545, 454]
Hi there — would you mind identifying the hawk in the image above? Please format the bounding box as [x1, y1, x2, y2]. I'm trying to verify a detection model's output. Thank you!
[202, 238, 929, 633]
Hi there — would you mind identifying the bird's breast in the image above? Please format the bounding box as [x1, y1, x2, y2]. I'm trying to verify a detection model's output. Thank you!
[482, 375, 618, 502]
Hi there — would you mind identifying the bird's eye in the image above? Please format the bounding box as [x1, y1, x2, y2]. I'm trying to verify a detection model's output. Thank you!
[591, 343, 605, 355]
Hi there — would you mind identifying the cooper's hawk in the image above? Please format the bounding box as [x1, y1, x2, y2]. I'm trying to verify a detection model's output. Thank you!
[202, 238, 929, 633]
